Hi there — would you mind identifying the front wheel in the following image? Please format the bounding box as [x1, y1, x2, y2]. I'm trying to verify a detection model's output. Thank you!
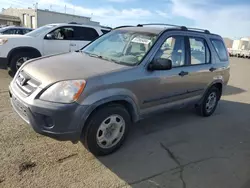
[81, 104, 131, 156]
[10, 52, 36, 73]
[196, 87, 220, 117]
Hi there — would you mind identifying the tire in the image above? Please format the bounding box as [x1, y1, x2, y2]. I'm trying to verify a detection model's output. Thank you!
[196, 86, 220, 117]
[10, 51, 37, 73]
[81, 104, 131, 156]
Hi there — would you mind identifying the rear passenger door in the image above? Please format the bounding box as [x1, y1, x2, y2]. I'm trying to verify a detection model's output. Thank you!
[69, 26, 99, 51]
[183, 36, 215, 95]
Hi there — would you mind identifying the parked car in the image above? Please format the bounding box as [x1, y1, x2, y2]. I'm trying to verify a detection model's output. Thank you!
[0, 26, 32, 35]
[239, 50, 250, 58]
[9, 24, 230, 156]
[0, 23, 110, 71]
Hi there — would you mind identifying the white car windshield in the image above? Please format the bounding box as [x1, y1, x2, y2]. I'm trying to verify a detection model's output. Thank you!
[0, 28, 6, 33]
[25, 25, 57, 37]
[82, 30, 158, 66]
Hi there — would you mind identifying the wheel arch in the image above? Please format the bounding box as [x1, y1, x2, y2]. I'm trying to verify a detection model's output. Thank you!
[197, 80, 224, 106]
[83, 96, 140, 126]
[206, 80, 223, 100]
[7, 46, 42, 65]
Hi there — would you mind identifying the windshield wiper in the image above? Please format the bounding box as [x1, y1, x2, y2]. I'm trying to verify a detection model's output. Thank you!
[83, 52, 132, 66]
[84, 52, 104, 59]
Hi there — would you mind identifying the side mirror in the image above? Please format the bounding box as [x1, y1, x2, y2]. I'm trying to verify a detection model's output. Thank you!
[148, 58, 172, 71]
[45, 33, 53, 39]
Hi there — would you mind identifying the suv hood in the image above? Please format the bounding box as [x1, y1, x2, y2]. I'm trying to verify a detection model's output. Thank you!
[22, 52, 127, 86]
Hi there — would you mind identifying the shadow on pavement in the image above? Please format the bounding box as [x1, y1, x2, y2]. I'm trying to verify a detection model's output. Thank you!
[8, 70, 15, 78]
[98, 100, 250, 187]
[224, 85, 247, 96]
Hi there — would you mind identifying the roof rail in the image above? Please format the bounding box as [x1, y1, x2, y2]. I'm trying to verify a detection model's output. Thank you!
[186, 27, 210, 34]
[137, 23, 211, 34]
[100, 25, 112, 30]
[68, 22, 78, 24]
[113, 25, 134, 30]
[137, 23, 187, 30]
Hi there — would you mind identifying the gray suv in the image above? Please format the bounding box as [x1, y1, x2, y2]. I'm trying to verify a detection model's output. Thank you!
[9, 24, 230, 156]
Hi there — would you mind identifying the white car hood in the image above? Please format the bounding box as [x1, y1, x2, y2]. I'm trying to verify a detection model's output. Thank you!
[0, 35, 33, 39]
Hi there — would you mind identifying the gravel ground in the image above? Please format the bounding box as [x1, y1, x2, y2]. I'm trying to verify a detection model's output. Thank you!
[1, 57, 250, 188]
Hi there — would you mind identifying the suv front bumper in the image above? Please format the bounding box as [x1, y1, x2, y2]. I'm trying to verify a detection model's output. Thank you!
[9, 87, 90, 142]
[0, 57, 8, 69]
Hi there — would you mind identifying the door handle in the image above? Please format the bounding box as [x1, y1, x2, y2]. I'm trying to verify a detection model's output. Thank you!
[209, 67, 217, 72]
[70, 43, 76, 46]
[179, 71, 189, 77]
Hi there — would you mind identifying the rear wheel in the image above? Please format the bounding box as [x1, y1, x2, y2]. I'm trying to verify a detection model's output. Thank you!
[81, 104, 131, 156]
[196, 86, 220, 117]
[10, 51, 37, 73]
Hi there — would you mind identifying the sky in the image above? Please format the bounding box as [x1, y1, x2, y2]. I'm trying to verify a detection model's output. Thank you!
[1, 0, 250, 38]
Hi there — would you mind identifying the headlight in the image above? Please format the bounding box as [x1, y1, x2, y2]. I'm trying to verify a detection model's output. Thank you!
[40, 80, 86, 103]
[0, 38, 8, 45]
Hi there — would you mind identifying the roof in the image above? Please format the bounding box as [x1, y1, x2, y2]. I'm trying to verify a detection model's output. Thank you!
[46, 23, 110, 30]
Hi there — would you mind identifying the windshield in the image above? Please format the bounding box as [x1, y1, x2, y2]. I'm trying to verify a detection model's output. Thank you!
[0, 28, 6, 33]
[25, 25, 57, 37]
[82, 30, 158, 66]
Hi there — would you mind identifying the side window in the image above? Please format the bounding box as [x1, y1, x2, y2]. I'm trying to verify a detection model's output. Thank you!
[73, 27, 99, 41]
[16, 29, 23, 35]
[210, 39, 228, 61]
[3, 29, 16, 34]
[189, 37, 210, 65]
[48, 27, 74, 40]
[22, 29, 32, 34]
[155, 36, 185, 67]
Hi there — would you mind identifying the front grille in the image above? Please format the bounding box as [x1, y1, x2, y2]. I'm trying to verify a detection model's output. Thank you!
[15, 70, 41, 95]
[11, 95, 29, 123]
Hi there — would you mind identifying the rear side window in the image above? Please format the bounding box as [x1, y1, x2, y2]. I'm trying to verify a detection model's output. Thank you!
[210, 39, 228, 61]
[74, 27, 99, 41]
[23, 29, 32, 34]
[189, 37, 210, 65]
[101, 29, 110, 34]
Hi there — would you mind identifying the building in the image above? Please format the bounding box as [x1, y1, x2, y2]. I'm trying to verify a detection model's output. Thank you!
[0, 13, 20, 26]
[232, 37, 250, 50]
[223, 37, 233, 48]
[2, 8, 100, 29]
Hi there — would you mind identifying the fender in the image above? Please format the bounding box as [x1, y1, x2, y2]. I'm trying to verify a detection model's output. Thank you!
[7, 46, 42, 64]
[82, 95, 139, 124]
[197, 79, 224, 105]
[77, 89, 141, 133]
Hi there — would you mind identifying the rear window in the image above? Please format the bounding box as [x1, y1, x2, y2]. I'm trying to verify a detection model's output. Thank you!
[210, 39, 228, 61]
[101, 29, 110, 34]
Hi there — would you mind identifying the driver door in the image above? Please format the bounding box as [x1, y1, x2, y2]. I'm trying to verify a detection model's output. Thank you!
[140, 35, 194, 114]
[43, 26, 72, 56]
